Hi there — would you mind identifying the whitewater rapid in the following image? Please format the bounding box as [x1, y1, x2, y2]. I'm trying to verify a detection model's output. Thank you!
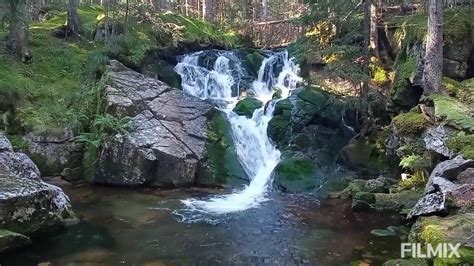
[174, 50, 300, 217]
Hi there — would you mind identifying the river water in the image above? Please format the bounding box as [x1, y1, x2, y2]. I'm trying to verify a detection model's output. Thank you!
[0, 183, 402, 265]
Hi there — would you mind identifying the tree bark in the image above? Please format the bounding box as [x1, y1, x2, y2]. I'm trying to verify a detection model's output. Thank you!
[422, 0, 443, 95]
[8, 0, 31, 61]
[66, 0, 81, 35]
[203, 0, 214, 21]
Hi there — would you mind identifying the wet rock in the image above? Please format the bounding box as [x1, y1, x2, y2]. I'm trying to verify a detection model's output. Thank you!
[142, 59, 182, 89]
[273, 156, 321, 193]
[233, 97, 263, 118]
[351, 192, 375, 211]
[93, 60, 244, 187]
[425, 155, 474, 193]
[407, 191, 447, 219]
[25, 128, 83, 177]
[423, 125, 453, 157]
[0, 229, 31, 253]
[370, 228, 397, 237]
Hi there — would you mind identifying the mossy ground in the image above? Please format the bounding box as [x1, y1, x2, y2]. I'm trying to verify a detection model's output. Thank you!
[0, 7, 239, 135]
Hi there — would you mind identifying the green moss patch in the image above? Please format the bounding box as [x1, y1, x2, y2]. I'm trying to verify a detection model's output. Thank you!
[233, 97, 263, 118]
[392, 109, 429, 135]
[417, 213, 474, 265]
[443, 77, 474, 106]
[273, 157, 320, 193]
[431, 94, 474, 132]
[448, 132, 474, 159]
[197, 111, 246, 186]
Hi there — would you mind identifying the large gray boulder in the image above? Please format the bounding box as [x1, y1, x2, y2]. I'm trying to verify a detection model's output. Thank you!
[91, 61, 245, 187]
[0, 134, 76, 252]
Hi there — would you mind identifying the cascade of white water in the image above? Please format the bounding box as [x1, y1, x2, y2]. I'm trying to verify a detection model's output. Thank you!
[174, 50, 300, 216]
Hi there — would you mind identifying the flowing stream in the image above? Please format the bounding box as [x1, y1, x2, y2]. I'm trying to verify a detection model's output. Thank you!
[174, 50, 301, 216]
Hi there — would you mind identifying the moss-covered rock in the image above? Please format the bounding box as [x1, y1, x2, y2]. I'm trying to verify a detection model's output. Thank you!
[390, 57, 421, 109]
[273, 156, 320, 193]
[142, 59, 182, 89]
[352, 192, 376, 211]
[372, 190, 423, 212]
[0, 229, 31, 253]
[431, 94, 474, 132]
[412, 212, 474, 265]
[383, 258, 428, 266]
[392, 109, 429, 136]
[243, 51, 265, 77]
[340, 132, 389, 175]
[197, 111, 247, 186]
[233, 97, 263, 118]
[267, 98, 294, 146]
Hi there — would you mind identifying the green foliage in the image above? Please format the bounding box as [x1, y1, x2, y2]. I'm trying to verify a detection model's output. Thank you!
[158, 13, 238, 47]
[370, 57, 390, 87]
[399, 154, 430, 173]
[6, 134, 29, 151]
[392, 109, 428, 135]
[75, 114, 131, 148]
[397, 172, 427, 191]
[448, 132, 474, 159]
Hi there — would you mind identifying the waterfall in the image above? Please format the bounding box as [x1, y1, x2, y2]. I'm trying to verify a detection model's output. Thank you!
[174, 50, 300, 217]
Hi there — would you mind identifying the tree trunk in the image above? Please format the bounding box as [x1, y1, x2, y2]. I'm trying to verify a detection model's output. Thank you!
[262, 0, 268, 20]
[203, 0, 214, 21]
[369, 2, 379, 57]
[422, 0, 443, 95]
[29, 0, 44, 20]
[360, 0, 371, 135]
[66, 0, 81, 35]
[8, 0, 31, 61]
